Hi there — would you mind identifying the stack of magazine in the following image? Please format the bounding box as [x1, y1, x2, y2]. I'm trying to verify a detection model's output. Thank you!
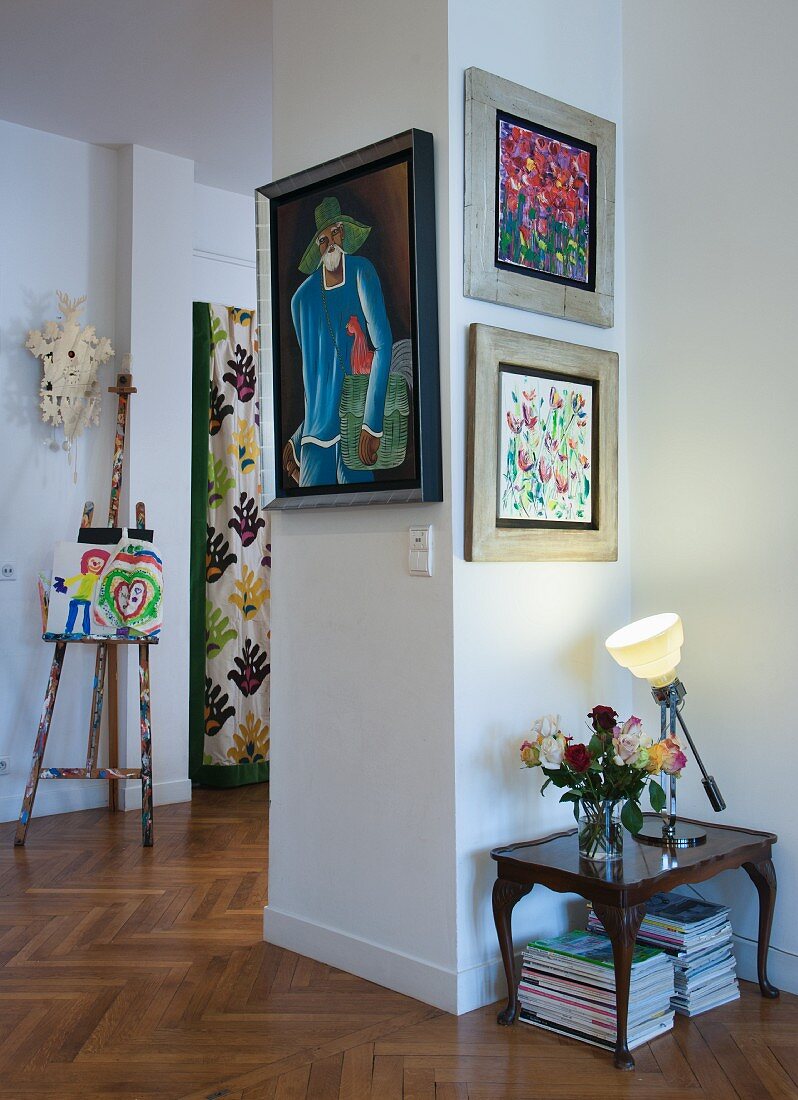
[588, 891, 740, 1016]
[518, 930, 675, 1052]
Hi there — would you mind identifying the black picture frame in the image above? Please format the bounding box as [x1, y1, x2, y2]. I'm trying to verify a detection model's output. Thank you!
[495, 364, 600, 532]
[256, 129, 442, 509]
[493, 110, 598, 295]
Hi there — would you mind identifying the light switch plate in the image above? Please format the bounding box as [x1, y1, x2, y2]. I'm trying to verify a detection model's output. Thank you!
[408, 526, 433, 576]
[409, 526, 429, 551]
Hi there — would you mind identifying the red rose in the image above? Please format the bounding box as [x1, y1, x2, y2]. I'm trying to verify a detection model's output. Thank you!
[588, 705, 618, 731]
[564, 743, 592, 773]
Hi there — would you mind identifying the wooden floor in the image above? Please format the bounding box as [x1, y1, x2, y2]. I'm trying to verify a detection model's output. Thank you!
[0, 787, 795, 1099]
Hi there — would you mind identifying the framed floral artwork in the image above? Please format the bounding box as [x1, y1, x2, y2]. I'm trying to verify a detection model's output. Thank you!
[465, 324, 618, 561]
[464, 67, 616, 328]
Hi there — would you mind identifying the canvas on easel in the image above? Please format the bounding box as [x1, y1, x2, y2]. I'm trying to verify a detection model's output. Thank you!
[45, 541, 116, 637]
[45, 535, 164, 639]
[92, 535, 163, 637]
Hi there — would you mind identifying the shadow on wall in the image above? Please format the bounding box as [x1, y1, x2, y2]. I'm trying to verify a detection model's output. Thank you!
[3, 288, 54, 431]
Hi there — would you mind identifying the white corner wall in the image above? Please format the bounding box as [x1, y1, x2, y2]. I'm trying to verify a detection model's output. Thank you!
[0, 120, 118, 822]
[266, 0, 460, 1009]
[0, 124, 255, 825]
[266, 0, 631, 1013]
[623, 0, 798, 993]
[115, 145, 195, 812]
[448, 0, 631, 1011]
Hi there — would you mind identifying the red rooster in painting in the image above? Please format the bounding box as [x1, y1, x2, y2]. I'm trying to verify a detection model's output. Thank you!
[346, 315, 374, 375]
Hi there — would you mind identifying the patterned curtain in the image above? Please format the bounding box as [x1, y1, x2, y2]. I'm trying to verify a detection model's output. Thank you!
[190, 303, 270, 786]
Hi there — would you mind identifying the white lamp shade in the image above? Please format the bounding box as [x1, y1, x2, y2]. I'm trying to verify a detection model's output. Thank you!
[605, 613, 684, 688]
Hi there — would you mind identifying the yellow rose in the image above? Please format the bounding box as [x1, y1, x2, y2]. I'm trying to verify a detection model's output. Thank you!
[520, 739, 540, 768]
[647, 737, 687, 776]
[646, 742, 667, 773]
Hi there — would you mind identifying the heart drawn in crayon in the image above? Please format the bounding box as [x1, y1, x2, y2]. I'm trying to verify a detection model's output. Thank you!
[112, 578, 149, 622]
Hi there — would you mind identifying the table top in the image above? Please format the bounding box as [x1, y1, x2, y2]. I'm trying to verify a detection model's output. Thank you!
[492, 816, 776, 905]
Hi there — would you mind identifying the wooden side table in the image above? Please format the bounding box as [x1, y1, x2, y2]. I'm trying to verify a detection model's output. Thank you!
[491, 816, 778, 1070]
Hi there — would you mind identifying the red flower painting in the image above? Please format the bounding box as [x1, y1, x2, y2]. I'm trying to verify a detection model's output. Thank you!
[497, 116, 592, 284]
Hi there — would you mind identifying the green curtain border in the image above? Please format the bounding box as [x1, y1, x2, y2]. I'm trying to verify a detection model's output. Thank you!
[193, 760, 269, 788]
[189, 302, 269, 789]
[189, 303, 211, 783]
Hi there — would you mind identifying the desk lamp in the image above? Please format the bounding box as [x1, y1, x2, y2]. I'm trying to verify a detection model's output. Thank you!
[605, 613, 726, 848]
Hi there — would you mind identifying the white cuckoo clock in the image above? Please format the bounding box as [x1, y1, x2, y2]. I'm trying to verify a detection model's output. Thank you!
[26, 292, 114, 471]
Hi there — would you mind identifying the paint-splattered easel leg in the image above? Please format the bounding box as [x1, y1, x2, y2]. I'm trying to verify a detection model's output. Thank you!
[14, 641, 67, 846]
[85, 642, 108, 773]
[139, 642, 153, 847]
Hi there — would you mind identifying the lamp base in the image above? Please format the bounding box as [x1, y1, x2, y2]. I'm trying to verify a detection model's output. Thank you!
[634, 820, 707, 848]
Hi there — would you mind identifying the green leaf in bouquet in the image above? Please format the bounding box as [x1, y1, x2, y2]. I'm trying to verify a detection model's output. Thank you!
[588, 734, 603, 757]
[621, 799, 644, 834]
[649, 778, 667, 813]
[541, 767, 567, 787]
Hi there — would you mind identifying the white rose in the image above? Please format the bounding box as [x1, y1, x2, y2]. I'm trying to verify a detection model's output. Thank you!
[612, 717, 653, 767]
[539, 733, 566, 768]
[530, 714, 561, 741]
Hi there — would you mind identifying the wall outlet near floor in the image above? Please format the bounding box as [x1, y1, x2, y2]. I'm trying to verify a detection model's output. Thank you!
[0, 563, 16, 580]
[0, 758, 9, 776]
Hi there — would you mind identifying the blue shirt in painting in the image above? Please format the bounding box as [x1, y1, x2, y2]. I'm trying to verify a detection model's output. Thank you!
[288, 254, 392, 458]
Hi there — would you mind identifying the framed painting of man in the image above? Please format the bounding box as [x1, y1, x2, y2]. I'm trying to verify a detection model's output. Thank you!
[465, 324, 618, 562]
[464, 68, 616, 328]
[256, 129, 442, 508]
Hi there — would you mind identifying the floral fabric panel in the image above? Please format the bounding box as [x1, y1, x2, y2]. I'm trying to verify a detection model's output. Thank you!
[204, 305, 271, 768]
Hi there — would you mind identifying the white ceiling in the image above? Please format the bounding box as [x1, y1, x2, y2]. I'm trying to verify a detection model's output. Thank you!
[0, 0, 272, 196]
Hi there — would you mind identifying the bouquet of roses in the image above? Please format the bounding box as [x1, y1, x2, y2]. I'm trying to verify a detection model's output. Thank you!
[520, 706, 687, 844]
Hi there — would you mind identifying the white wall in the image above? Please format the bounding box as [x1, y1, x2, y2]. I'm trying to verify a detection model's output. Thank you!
[266, 0, 631, 1013]
[265, 0, 460, 1008]
[193, 183, 257, 307]
[115, 145, 195, 811]
[0, 123, 256, 825]
[0, 120, 118, 821]
[623, 0, 798, 994]
[448, 0, 631, 1010]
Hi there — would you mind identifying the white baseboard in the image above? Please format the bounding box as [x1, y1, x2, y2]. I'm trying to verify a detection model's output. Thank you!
[264, 905, 459, 1012]
[0, 781, 108, 823]
[456, 952, 520, 1015]
[0, 776, 191, 824]
[262, 907, 798, 1013]
[118, 777, 193, 811]
[263, 905, 516, 1015]
[733, 933, 798, 996]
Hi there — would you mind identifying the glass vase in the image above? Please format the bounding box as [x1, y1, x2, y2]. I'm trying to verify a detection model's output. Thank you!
[578, 800, 623, 861]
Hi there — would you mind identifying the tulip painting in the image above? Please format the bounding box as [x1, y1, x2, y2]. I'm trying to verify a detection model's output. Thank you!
[499, 369, 593, 524]
[496, 113, 595, 288]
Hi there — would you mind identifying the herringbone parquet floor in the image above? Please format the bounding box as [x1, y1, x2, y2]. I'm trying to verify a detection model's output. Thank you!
[0, 786, 795, 1099]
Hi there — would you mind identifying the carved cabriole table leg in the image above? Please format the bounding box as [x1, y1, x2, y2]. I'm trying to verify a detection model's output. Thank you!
[592, 902, 647, 1071]
[492, 878, 534, 1025]
[743, 858, 779, 998]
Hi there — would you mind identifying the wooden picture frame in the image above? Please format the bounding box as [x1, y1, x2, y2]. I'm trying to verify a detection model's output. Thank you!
[464, 67, 616, 328]
[256, 129, 442, 510]
[465, 324, 618, 562]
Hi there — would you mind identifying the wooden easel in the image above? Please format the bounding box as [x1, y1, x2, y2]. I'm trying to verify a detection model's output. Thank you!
[14, 371, 156, 848]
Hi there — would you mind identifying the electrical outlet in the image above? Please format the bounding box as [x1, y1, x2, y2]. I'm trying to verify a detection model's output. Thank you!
[0, 563, 16, 581]
[0, 758, 9, 776]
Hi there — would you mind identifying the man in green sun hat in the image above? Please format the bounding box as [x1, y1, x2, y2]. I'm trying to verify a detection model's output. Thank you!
[283, 195, 392, 487]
